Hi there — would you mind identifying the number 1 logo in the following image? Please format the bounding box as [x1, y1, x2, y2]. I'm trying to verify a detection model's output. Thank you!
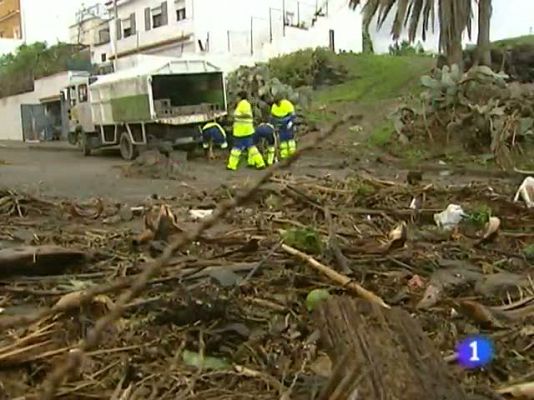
[457, 336, 494, 369]
[469, 340, 480, 362]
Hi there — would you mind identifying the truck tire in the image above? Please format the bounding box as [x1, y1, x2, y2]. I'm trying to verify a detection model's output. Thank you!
[120, 132, 138, 161]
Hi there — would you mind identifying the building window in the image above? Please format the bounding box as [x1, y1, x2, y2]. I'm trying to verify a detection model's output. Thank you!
[176, 7, 186, 21]
[78, 84, 88, 103]
[175, 0, 186, 21]
[148, 2, 168, 29]
[98, 28, 110, 44]
[152, 6, 163, 28]
[101, 53, 107, 62]
[122, 13, 136, 38]
[285, 12, 295, 26]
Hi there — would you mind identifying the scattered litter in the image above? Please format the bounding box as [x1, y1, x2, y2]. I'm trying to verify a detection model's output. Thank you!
[0, 176, 531, 398]
[433, 204, 466, 230]
[513, 176, 534, 208]
[407, 275, 425, 291]
[189, 209, 214, 220]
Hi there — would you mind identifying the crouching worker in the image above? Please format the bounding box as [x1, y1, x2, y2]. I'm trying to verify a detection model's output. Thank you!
[227, 91, 266, 171]
[254, 122, 277, 166]
[201, 120, 228, 160]
[271, 96, 296, 159]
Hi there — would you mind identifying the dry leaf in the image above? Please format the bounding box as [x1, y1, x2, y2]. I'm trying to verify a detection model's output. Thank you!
[477, 216, 501, 244]
[497, 381, 534, 398]
[455, 300, 506, 328]
[385, 222, 407, 252]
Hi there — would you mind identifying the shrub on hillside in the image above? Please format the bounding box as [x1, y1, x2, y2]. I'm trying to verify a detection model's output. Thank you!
[0, 42, 92, 99]
[392, 64, 534, 169]
[388, 40, 426, 56]
[267, 48, 348, 89]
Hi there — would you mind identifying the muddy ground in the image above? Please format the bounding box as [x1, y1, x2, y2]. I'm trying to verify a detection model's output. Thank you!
[0, 137, 512, 203]
[0, 143, 364, 201]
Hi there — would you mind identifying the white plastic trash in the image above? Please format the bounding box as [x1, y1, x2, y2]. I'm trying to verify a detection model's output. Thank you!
[434, 204, 467, 230]
[189, 209, 214, 220]
[513, 177, 534, 208]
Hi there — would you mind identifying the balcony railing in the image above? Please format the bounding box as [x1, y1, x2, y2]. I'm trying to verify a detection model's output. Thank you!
[112, 19, 194, 55]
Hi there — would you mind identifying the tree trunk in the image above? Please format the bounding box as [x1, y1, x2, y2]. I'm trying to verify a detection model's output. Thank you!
[314, 297, 470, 400]
[477, 0, 492, 66]
[446, 32, 464, 71]
[362, 25, 374, 54]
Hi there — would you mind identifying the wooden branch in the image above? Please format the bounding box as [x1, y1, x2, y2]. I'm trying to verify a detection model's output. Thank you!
[324, 208, 352, 274]
[315, 297, 470, 400]
[281, 244, 390, 309]
[0, 246, 86, 278]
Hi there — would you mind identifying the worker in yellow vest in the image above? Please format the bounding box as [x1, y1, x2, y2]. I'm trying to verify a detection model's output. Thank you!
[200, 120, 228, 160]
[271, 96, 296, 159]
[227, 91, 266, 170]
[254, 122, 277, 166]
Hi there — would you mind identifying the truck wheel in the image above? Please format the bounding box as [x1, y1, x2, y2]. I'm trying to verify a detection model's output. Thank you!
[120, 132, 138, 161]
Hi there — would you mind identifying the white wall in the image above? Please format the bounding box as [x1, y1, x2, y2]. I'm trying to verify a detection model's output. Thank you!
[195, 0, 362, 71]
[91, 0, 195, 64]
[0, 72, 71, 141]
[89, 0, 361, 71]
[69, 17, 109, 46]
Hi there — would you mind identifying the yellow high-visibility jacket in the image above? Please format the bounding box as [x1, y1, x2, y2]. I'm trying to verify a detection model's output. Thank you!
[271, 99, 295, 119]
[202, 122, 227, 138]
[233, 99, 254, 137]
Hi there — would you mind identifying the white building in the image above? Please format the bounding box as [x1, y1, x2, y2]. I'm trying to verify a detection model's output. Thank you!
[0, 71, 84, 141]
[68, 3, 111, 47]
[89, 0, 362, 71]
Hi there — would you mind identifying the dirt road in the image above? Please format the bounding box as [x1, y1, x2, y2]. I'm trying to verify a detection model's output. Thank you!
[0, 145, 353, 201]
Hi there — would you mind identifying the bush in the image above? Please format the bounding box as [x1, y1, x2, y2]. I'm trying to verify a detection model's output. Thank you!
[388, 40, 426, 56]
[0, 42, 92, 98]
[267, 48, 348, 89]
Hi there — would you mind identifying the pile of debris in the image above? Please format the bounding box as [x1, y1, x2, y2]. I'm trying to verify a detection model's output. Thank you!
[392, 65, 534, 169]
[463, 43, 534, 83]
[0, 173, 532, 399]
[121, 149, 194, 180]
[226, 49, 347, 125]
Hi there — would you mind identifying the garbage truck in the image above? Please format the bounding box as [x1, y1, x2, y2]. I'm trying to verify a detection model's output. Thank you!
[62, 58, 227, 160]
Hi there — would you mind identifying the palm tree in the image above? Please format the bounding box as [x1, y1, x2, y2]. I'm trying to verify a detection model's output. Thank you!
[476, 0, 492, 66]
[349, 0, 493, 70]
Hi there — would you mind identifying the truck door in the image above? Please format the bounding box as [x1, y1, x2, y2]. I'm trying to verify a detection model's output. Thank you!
[60, 90, 70, 140]
[20, 104, 50, 142]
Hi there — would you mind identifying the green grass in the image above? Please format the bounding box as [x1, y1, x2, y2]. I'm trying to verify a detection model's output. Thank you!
[314, 54, 433, 105]
[305, 53, 433, 135]
[492, 35, 534, 48]
[368, 120, 394, 147]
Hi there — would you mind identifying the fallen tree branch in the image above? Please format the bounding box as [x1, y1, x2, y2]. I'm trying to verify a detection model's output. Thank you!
[325, 208, 351, 274]
[39, 115, 357, 399]
[281, 244, 390, 309]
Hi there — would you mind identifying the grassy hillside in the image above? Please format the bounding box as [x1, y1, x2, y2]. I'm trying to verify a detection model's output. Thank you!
[307, 53, 434, 146]
[314, 54, 434, 105]
[492, 34, 534, 48]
